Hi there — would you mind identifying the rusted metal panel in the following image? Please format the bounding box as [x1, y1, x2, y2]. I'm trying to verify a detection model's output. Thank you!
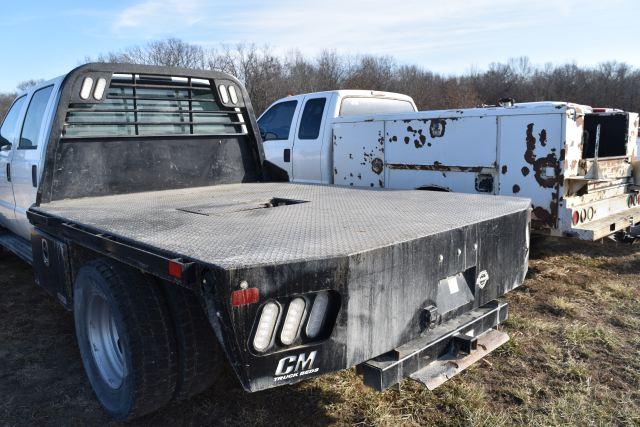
[497, 114, 564, 228]
[384, 116, 497, 168]
[333, 121, 385, 188]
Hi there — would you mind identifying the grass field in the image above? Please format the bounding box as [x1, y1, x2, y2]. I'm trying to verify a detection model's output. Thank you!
[0, 237, 638, 426]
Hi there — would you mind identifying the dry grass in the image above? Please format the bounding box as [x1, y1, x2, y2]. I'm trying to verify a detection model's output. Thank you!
[0, 236, 638, 426]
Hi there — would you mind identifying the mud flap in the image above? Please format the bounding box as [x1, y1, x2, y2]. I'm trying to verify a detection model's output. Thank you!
[409, 328, 509, 389]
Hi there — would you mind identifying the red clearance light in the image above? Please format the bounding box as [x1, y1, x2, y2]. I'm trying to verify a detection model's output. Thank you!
[231, 288, 259, 307]
[572, 211, 579, 225]
[592, 108, 607, 113]
[637, 194, 640, 205]
[168, 260, 183, 278]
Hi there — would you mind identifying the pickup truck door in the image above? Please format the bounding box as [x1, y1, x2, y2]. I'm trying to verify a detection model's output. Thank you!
[291, 95, 330, 183]
[11, 85, 55, 240]
[258, 99, 300, 179]
[0, 95, 27, 234]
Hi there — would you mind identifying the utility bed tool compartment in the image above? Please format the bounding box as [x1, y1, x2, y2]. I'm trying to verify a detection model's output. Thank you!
[31, 231, 73, 308]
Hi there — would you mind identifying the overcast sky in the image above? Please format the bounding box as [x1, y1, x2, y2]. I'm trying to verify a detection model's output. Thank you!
[2, 0, 639, 92]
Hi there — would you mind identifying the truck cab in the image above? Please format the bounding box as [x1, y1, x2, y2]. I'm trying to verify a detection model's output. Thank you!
[258, 90, 416, 183]
[0, 77, 64, 245]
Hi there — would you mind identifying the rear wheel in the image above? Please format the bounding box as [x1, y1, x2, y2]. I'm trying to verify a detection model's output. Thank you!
[73, 259, 177, 421]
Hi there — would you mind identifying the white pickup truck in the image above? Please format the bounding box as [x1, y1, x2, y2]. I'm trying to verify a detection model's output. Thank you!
[260, 92, 640, 240]
[0, 65, 530, 420]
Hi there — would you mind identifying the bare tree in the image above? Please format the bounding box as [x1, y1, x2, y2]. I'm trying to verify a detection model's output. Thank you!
[29, 37, 640, 117]
[0, 93, 16, 119]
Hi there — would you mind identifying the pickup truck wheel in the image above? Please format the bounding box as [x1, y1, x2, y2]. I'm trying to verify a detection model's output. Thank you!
[73, 259, 177, 421]
[162, 284, 223, 400]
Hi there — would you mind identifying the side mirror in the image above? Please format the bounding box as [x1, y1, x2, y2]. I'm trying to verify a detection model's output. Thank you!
[263, 131, 278, 141]
[0, 136, 11, 151]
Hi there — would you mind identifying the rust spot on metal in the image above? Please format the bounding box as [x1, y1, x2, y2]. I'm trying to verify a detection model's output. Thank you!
[539, 129, 547, 147]
[521, 166, 529, 176]
[371, 158, 384, 175]
[501, 165, 508, 174]
[532, 205, 554, 227]
[378, 179, 383, 187]
[404, 136, 410, 144]
[524, 124, 562, 227]
[525, 123, 537, 164]
[512, 184, 520, 193]
[390, 135, 398, 142]
[524, 123, 561, 189]
[386, 163, 484, 172]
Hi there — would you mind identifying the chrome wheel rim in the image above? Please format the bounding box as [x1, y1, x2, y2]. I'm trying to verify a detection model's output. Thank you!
[86, 286, 125, 389]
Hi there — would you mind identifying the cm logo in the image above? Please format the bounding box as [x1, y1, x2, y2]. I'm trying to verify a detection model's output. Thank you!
[275, 351, 317, 376]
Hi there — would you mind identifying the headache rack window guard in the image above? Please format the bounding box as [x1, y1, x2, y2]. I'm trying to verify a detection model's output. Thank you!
[63, 74, 247, 139]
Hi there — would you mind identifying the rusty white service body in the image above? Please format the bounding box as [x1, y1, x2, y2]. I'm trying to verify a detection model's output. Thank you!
[260, 94, 640, 240]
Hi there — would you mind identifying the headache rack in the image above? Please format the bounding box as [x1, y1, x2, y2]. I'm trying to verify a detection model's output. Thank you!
[62, 73, 248, 139]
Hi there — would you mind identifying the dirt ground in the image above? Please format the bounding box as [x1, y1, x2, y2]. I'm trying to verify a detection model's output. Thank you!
[0, 236, 638, 426]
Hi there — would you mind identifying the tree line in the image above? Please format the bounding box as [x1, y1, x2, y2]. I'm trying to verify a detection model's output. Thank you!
[2, 38, 640, 119]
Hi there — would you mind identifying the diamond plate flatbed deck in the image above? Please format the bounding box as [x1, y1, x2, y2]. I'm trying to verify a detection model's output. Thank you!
[32, 183, 530, 269]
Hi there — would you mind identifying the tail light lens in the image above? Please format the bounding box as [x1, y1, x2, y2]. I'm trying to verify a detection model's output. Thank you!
[572, 211, 580, 225]
[306, 292, 330, 338]
[253, 302, 280, 352]
[280, 298, 306, 345]
[251, 291, 340, 353]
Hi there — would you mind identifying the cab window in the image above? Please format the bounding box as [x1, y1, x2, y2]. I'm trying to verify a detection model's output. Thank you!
[340, 97, 415, 116]
[0, 96, 26, 149]
[258, 100, 297, 141]
[19, 86, 54, 149]
[298, 98, 326, 140]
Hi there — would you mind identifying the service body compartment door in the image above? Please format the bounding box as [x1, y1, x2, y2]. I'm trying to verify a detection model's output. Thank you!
[333, 121, 385, 188]
[384, 116, 498, 192]
[498, 113, 563, 228]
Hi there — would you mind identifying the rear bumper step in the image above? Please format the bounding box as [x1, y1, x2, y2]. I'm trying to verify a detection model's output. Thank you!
[410, 328, 509, 389]
[357, 300, 508, 391]
[570, 206, 640, 240]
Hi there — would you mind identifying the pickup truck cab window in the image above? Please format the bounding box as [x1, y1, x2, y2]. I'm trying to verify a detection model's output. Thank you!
[298, 98, 326, 140]
[339, 97, 415, 116]
[0, 96, 26, 149]
[19, 86, 54, 149]
[257, 100, 297, 141]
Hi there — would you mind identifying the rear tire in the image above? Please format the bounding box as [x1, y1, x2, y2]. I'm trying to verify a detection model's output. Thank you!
[162, 284, 223, 400]
[73, 259, 177, 421]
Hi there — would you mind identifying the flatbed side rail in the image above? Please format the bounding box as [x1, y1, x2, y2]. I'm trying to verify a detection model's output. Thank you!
[27, 209, 199, 287]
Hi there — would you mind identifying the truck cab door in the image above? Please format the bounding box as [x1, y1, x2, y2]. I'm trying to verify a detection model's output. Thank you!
[11, 85, 55, 240]
[258, 99, 300, 180]
[292, 95, 330, 183]
[0, 95, 27, 234]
